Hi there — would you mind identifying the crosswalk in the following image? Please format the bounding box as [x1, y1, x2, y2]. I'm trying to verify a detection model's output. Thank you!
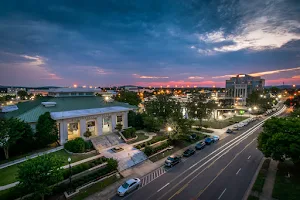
[140, 167, 169, 187]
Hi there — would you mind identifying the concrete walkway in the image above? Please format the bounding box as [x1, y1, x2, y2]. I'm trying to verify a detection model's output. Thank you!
[132, 131, 157, 146]
[0, 146, 64, 170]
[260, 160, 278, 200]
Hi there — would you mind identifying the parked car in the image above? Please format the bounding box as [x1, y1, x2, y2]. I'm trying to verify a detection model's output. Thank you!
[205, 137, 214, 145]
[226, 128, 233, 133]
[165, 155, 181, 167]
[117, 178, 141, 196]
[212, 135, 219, 141]
[232, 126, 239, 131]
[183, 148, 196, 157]
[195, 141, 206, 150]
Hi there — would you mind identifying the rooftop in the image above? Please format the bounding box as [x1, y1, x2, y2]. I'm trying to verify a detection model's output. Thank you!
[2, 96, 136, 123]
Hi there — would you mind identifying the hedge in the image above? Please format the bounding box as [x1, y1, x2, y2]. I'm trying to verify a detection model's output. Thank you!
[64, 138, 86, 153]
[135, 135, 168, 149]
[0, 158, 118, 200]
[143, 141, 170, 156]
[122, 128, 136, 139]
[62, 157, 108, 179]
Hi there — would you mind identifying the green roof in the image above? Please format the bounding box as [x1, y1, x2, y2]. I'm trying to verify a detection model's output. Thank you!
[4, 96, 136, 123]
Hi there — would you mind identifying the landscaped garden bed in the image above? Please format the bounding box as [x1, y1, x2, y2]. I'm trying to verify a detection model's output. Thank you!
[134, 135, 168, 149]
[127, 132, 149, 144]
[252, 159, 271, 193]
[0, 158, 118, 200]
[0, 149, 98, 186]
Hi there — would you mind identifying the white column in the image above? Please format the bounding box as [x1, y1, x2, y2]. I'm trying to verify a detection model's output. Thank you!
[80, 118, 86, 137]
[96, 116, 103, 136]
[111, 114, 117, 132]
[59, 120, 68, 144]
[123, 112, 128, 129]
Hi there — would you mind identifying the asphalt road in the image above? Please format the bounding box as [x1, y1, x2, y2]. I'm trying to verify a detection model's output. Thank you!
[111, 105, 287, 200]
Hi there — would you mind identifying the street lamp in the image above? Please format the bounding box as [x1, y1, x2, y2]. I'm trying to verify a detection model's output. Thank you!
[104, 96, 109, 102]
[167, 126, 172, 132]
[68, 157, 72, 192]
[253, 106, 258, 110]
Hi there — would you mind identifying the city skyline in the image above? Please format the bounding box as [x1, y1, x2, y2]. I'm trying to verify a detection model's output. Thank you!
[1, 0, 300, 87]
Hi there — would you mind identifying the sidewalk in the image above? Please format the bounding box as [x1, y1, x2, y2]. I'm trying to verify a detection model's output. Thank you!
[84, 140, 203, 200]
[260, 160, 278, 200]
[0, 146, 64, 170]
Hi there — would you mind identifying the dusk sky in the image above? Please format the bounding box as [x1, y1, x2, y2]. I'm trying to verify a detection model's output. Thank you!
[1, 0, 300, 87]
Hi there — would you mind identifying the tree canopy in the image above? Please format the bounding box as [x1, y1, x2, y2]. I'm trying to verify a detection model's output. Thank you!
[128, 110, 144, 130]
[258, 117, 300, 164]
[144, 94, 181, 121]
[18, 155, 64, 200]
[0, 118, 28, 159]
[186, 94, 216, 126]
[17, 90, 28, 100]
[36, 112, 58, 147]
[246, 91, 274, 112]
[114, 91, 141, 106]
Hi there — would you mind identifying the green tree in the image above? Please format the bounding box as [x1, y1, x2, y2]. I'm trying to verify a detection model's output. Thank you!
[18, 155, 64, 200]
[0, 118, 27, 159]
[17, 90, 28, 100]
[144, 94, 181, 121]
[166, 116, 193, 140]
[186, 94, 215, 128]
[83, 129, 92, 138]
[114, 91, 141, 106]
[258, 117, 300, 164]
[36, 112, 58, 147]
[290, 108, 300, 118]
[143, 115, 162, 132]
[115, 123, 123, 132]
[247, 91, 273, 112]
[128, 111, 144, 129]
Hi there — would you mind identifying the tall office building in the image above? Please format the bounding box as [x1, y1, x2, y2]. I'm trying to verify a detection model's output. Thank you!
[225, 74, 265, 106]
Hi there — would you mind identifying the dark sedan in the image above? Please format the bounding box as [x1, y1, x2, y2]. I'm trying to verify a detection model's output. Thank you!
[183, 148, 196, 157]
[205, 137, 215, 145]
[195, 142, 206, 150]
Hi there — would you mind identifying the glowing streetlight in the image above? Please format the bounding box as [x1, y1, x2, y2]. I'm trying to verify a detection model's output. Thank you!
[104, 96, 109, 101]
[167, 127, 172, 132]
[218, 116, 223, 120]
[248, 108, 252, 111]
[253, 106, 258, 110]
[73, 84, 77, 88]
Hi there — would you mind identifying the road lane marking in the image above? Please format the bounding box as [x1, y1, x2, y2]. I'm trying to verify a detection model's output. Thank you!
[195, 139, 256, 199]
[157, 183, 169, 192]
[248, 155, 251, 160]
[145, 106, 286, 200]
[218, 188, 227, 199]
[236, 168, 241, 175]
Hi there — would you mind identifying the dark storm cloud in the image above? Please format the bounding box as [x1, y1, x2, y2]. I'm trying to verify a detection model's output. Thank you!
[0, 0, 300, 87]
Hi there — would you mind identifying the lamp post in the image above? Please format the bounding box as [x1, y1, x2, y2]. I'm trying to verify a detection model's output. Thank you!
[68, 157, 72, 192]
[248, 108, 252, 117]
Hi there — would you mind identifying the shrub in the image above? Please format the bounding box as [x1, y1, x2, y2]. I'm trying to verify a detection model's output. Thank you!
[144, 146, 153, 156]
[122, 127, 136, 139]
[144, 141, 170, 156]
[84, 140, 94, 151]
[64, 138, 86, 153]
[62, 157, 108, 179]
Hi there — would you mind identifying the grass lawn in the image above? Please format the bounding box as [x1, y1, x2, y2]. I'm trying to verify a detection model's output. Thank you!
[272, 161, 300, 200]
[127, 132, 149, 144]
[252, 159, 270, 193]
[0, 146, 56, 165]
[71, 175, 119, 200]
[0, 149, 98, 186]
[199, 116, 249, 129]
